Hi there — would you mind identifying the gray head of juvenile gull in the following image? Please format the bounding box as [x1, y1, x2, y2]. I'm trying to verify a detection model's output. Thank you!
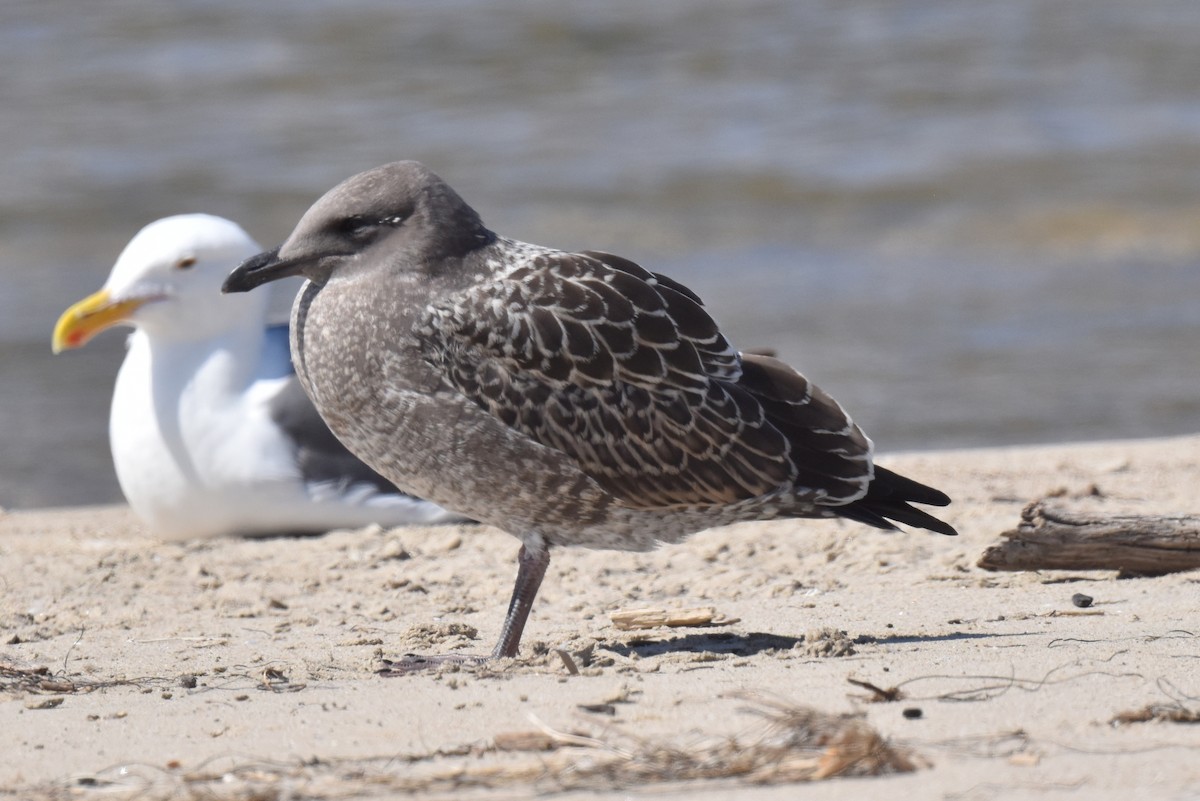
[224, 160, 956, 671]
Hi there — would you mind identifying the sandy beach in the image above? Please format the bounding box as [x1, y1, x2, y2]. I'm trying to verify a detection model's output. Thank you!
[2, 434, 1199, 800]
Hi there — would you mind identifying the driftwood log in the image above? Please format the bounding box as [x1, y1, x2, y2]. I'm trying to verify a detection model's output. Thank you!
[978, 500, 1200, 575]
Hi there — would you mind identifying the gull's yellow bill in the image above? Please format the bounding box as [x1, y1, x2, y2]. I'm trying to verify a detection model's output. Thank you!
[52, 290, 153, 353]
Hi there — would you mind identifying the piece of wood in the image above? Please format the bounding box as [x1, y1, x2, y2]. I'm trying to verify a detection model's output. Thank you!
[978, 500, 1200, 575]
[609, 606, 739, 630]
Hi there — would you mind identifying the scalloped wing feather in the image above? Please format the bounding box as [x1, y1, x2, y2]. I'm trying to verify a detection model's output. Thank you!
[420, 249, 872, 510]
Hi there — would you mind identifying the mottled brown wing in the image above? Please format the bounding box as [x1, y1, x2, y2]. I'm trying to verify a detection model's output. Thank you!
[735, 353, 874, 504]
[419, 249, 799, 509]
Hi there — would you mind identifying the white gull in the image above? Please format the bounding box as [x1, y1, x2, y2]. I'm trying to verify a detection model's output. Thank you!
[53, 214, 465, 539]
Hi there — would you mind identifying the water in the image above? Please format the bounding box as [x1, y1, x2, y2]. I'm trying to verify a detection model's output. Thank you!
[3, 0, 1200, 508]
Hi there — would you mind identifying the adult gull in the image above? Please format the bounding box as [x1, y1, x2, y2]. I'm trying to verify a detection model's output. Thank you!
[222, 162, 957, 669]
[53, 214, 466, 539]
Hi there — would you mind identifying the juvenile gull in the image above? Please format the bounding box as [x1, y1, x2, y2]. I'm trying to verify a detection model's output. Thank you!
[53, 214, 466, 540]
[223, 162, 957, 668]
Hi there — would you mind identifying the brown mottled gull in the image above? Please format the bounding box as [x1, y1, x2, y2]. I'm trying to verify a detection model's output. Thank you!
[223, 161, 956, 670]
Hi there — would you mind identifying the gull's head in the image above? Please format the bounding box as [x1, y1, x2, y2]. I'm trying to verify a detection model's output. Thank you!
[222, 160, 495, 295]
[53, 214, 265, 353]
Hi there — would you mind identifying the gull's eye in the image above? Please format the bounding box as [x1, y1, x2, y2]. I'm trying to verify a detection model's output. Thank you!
[339, 216, 375, 238]
[175, 256, 197, 270]
[339, 214, 406, 239]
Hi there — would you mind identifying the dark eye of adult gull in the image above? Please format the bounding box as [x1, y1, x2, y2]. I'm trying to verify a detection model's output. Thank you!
[223, 160, 957, 672]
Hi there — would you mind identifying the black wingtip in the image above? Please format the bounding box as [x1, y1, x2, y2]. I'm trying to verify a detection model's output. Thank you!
[838, 465, 958, 536]
[892, 505, 959, 537]
[871, 465, 952, 507]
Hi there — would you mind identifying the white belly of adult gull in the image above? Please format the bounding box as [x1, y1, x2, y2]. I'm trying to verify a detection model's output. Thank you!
[53, 214, 468, 540]
[222, 162, 957, 671]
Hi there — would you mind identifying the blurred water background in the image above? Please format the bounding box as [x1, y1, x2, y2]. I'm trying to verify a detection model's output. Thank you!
[3, 0, 1199, 509]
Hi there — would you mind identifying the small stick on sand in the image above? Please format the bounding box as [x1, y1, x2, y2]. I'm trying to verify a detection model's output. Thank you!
[609, 606, 739, 631]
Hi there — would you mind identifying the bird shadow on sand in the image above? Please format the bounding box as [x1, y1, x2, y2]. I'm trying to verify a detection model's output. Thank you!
[602, 631, 802, 659]
[600, 629, 1034, 660]
[865, 631, 1037, 646]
